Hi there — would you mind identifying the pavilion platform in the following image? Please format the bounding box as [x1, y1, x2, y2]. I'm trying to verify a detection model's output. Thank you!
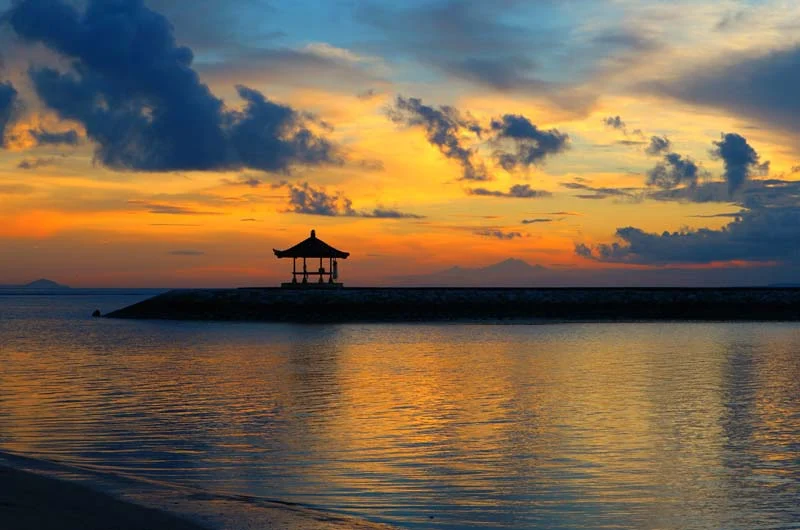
[280, 282, 344, 290]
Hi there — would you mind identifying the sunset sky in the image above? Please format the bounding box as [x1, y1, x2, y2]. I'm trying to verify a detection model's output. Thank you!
[1, 0, 799, 287]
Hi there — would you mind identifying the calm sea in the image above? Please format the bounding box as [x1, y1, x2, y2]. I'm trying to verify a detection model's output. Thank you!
[1, 291, 798, 529]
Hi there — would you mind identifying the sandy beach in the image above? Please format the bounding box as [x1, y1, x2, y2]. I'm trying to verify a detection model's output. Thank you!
[0, 457, 398, 530]
[0, 465, 208, 530]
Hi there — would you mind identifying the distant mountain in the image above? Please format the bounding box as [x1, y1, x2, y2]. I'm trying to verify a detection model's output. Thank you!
[392, 258, 549, 287]
[24, 279, 70, 289]
[0, 278, 70, 289]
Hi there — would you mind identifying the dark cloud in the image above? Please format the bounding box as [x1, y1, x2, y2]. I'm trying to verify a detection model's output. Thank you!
[574, 243, 593, 259]
[169, 249, 205, 256]
[603, 115, 625, 130]
[490, 114, 569, 171]
[561, 181, 638, 200]
[353, 158, 385, 171]
[647, 153, 702, 189]
[645, 135, 671, 156]
[576, 207, 800, 265]
[601, 114, 645, 139]
[228, 85, 339, 171]
[366, 208, 425, 219]
[467, 184, 552, 199]
[357, 88, 381, 100]
[0, 81, 18, 145]
[285, 182, 422, 218]
[224, 175, 263, 188]
[521, 218, 553, 224]
[710, 133, 769, 195]
[388, 97, 570, 178]
[388, 95, 487, 181]
[29, 128, 79, 146]
[649, 179, 800, 208]
[715, 10, 749, 31]
[649, 45, 800, 137]
[17, 157, 57, 170]
[129, 201, 223, 215]
[6, 0, 337, 172]
[286, 182, 355, 216]
[473, 229, 526, 240]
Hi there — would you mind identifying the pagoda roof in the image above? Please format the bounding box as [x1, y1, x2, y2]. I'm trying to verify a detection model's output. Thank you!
[273, 230, 350, 259]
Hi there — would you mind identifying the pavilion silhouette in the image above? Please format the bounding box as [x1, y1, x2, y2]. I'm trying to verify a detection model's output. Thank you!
[273, 229, 349, 288]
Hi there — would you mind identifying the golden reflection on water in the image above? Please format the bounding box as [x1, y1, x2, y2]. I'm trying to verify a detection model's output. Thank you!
[1, 300, 799, 529]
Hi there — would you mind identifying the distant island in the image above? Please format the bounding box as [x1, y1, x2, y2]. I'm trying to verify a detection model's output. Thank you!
[0, 278, 70, 289]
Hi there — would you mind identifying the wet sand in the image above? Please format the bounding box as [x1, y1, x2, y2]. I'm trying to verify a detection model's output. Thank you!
[0, 456, 397, 530]
[0, 465, 208, 530]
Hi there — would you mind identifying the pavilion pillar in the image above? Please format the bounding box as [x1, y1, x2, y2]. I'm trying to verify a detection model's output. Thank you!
[302, 257, 307, 283]
[292, 257, 297, 283]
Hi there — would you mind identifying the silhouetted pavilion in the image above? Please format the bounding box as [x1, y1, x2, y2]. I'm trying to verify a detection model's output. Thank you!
[273, 229, 349, 288]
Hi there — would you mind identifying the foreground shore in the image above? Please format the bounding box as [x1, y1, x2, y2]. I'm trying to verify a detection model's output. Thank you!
[0, 465, 208, 530]
[0, 455, 397, 530]
[106, 287, 800, 322]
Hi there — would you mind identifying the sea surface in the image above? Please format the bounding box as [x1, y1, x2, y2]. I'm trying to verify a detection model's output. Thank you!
[0, 291, 798, 529]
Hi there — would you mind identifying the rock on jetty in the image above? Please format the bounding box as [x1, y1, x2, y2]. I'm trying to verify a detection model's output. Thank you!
[105, 287, 800, 322]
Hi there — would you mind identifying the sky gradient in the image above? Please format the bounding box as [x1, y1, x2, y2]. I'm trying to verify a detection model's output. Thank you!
[1, 0, 799, 287]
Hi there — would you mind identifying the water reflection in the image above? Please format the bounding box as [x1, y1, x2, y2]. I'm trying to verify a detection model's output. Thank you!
[0, 296, 799, 529]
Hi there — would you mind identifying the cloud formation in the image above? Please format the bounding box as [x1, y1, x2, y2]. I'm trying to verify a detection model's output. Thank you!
[0, 82, 18, 145]
[650, 45, 800, 136]
[285, 182, 422, 218]
[473, 229, 526, 240]
[17, 157, 58, 170]
[603, 115, 625, 130]
[561, 181, 638, 200]
[388, 96, 487, 181]
[490, 114, 569, 171]
[388, 97, 570, 179]
[576, 207, 800, 265]
[6, 0, 337, 172]
[645, 135, 671, 156]
[647, 153, 702, 189]
[710, 133, 769, 195]
[467, 184, 552, 199]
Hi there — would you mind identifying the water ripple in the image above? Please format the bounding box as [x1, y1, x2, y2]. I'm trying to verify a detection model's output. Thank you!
[1, 295, 799, 529]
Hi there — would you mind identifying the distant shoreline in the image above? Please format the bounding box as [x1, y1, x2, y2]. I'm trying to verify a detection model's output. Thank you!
[106, 287, 800, 322]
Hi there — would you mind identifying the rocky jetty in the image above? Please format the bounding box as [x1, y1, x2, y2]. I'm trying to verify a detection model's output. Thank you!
[105, 287, 800, 322]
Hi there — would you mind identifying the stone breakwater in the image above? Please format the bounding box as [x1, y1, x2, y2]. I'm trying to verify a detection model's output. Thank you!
[105, 287, 800, 322]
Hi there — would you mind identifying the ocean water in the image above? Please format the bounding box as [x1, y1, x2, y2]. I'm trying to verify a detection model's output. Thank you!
[0, 291, 798, 529]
